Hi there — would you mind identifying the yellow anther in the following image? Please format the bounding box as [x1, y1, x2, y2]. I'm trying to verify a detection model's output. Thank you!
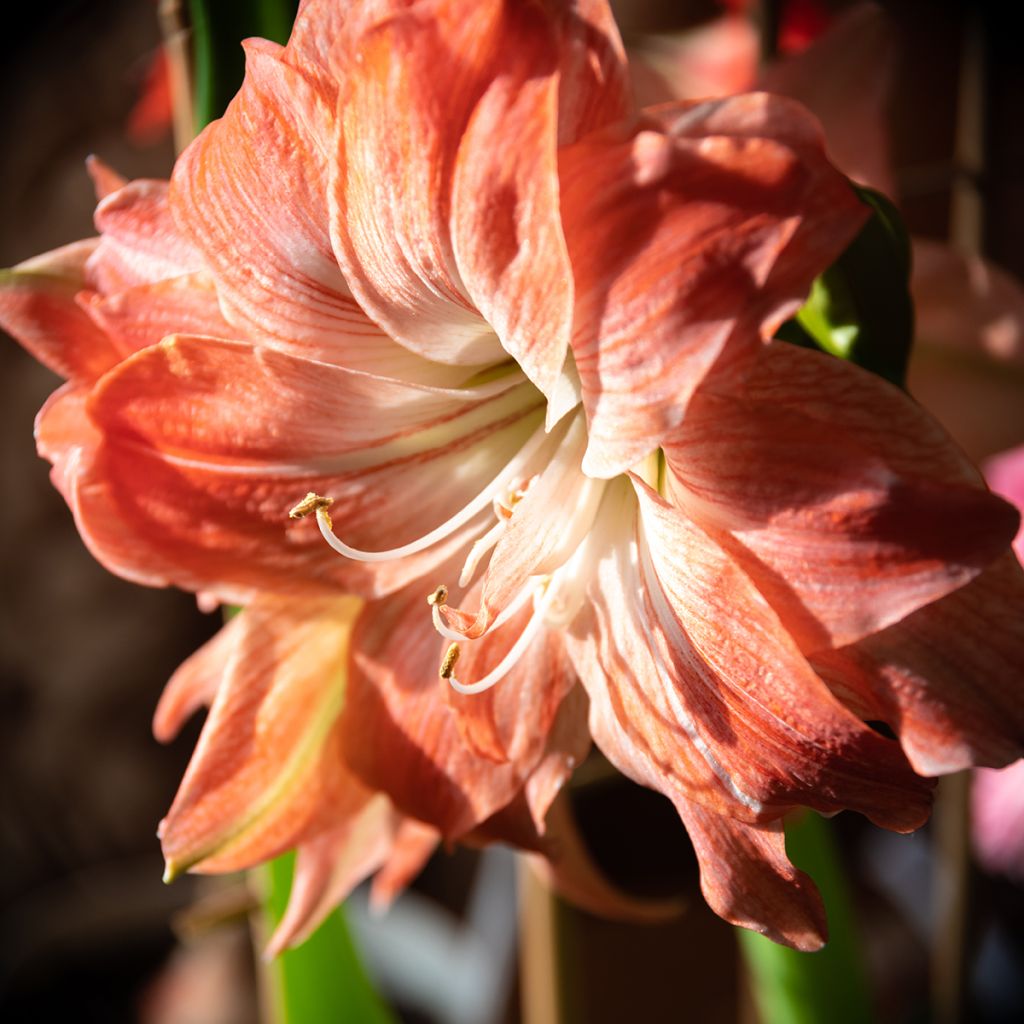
[439, 642, 461, 679]
[289, 492, 334, 520]
[427, 584, 449, 607]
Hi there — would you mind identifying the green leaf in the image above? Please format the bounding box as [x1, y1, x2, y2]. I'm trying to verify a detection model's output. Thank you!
[781, 187, 915, 387]
[188, 0, 300, 130]
[738, 812, 873, 1024]
[262, 852, 396, 1024]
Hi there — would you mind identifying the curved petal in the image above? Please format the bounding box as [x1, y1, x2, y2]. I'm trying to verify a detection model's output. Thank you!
[1, 240, 119, 382]
[342, 581, 562, 839]
[89, 179, 203, 293]
[665, 344, 1019, 650]
[159, 596, 374, 878]
[86, 155, 128, 200]
[77, 336, 541, 600]
[561, 94, 867, 477]
[78, 273, 235, 356]
[676, 802, 827, 951]
[813, 554, 1024, 775]
[368, 817, 440, 911]
[172, 39, 444, 381]
[568, 479, 932, 831]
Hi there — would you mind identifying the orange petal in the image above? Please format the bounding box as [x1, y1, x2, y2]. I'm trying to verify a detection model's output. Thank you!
[78, 273, 235, 356]
[666, 344, 1019, 650]
[568, 478, 932, 831]
[89, 179, 203, 293]
[1, 240, 119, 382]
[343, 582, 564, 839]
[76, 335, 541, 600]
[368, 816, 440, 911]
[86, 155, 128, 200]
[159, 596, 375, 878]
[677, 802, 827, 951]
[561, 94, 867, 477]
[813, 554, 1024, 775]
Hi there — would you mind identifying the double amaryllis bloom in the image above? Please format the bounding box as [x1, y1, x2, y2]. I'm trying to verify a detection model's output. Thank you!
[3, 0, 1024, 953]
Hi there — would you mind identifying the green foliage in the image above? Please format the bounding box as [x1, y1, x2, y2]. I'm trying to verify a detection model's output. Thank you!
[738, 813, 873, 1024]
[188, 0, 300, 129]
[779, 187, 915, 387]
[263, 852, 396, 1024]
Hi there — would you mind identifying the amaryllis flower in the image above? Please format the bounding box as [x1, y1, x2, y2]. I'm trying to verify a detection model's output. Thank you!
[3, 0, 1024, 952]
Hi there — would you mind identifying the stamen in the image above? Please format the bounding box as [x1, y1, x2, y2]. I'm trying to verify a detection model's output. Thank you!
[430, 576, 537, 642]
[439, 642, 461, 679]
[290, 492, 334, 531]
[309, 424, 552, 564]
[458, 520, 505, 587]
[427, 584, 448, 607]
[446, 583, 556, 696]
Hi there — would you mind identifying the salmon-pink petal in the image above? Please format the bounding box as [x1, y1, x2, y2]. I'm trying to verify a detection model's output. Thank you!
[568, 479, 931, 831]
[368, 817, 440, 911]
[677, 802, 827, 951]
[666, 345, 1019, 650]
[78, 273, 234, 356]
[522, 685, 591, 835]
[89, 179, 203, 293]
[555, 0, 633, 141]
[34, 385, 99, 498]
[78, 335, 541, 600]
[447, 3, 572, 399]
[1, 240, 119, 382]
[172, 40, 434, 380]
[153, 620, 239, 742]
[266, 795, 399, 956]
[86, 155, 128, 200]
[761, 3, 897, 195]
[343, 584, 552, 839]
[813, 555, 1024, 776]
[562, 94, 866, 477]
[159, 596, 374, 877]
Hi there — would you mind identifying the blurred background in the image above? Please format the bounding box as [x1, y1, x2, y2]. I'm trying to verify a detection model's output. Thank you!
[1, 1, 1022, 1021]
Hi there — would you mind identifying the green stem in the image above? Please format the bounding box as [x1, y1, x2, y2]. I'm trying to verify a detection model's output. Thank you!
[738, 813, 873, 1024]
[260, 852, 396, 1024]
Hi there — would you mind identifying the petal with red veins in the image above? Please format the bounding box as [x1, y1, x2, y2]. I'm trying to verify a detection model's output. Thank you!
[266, 795, 399, 956]
[173, 40, 442, 380]
[89, 179, 203, 292]
[665, 345, 1019, 650]
[78, 273, 234, 357]
[153, 619, 238, 742]
[368, 817, 440, 911]
[561, 94, 866, 477]
[1, 240, 119, 382]
[343, 582, 564, 839]
[159, 596, 375, 877]
[813, 554, 1024, 775]
[568, 479, 932, 831]
[77, 335, 541, 600]
[676, 801, 827, 951]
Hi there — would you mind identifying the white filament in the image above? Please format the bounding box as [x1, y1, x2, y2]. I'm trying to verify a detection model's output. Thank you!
[447, 584, 558, 695]
[313, 423, 551, 564]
